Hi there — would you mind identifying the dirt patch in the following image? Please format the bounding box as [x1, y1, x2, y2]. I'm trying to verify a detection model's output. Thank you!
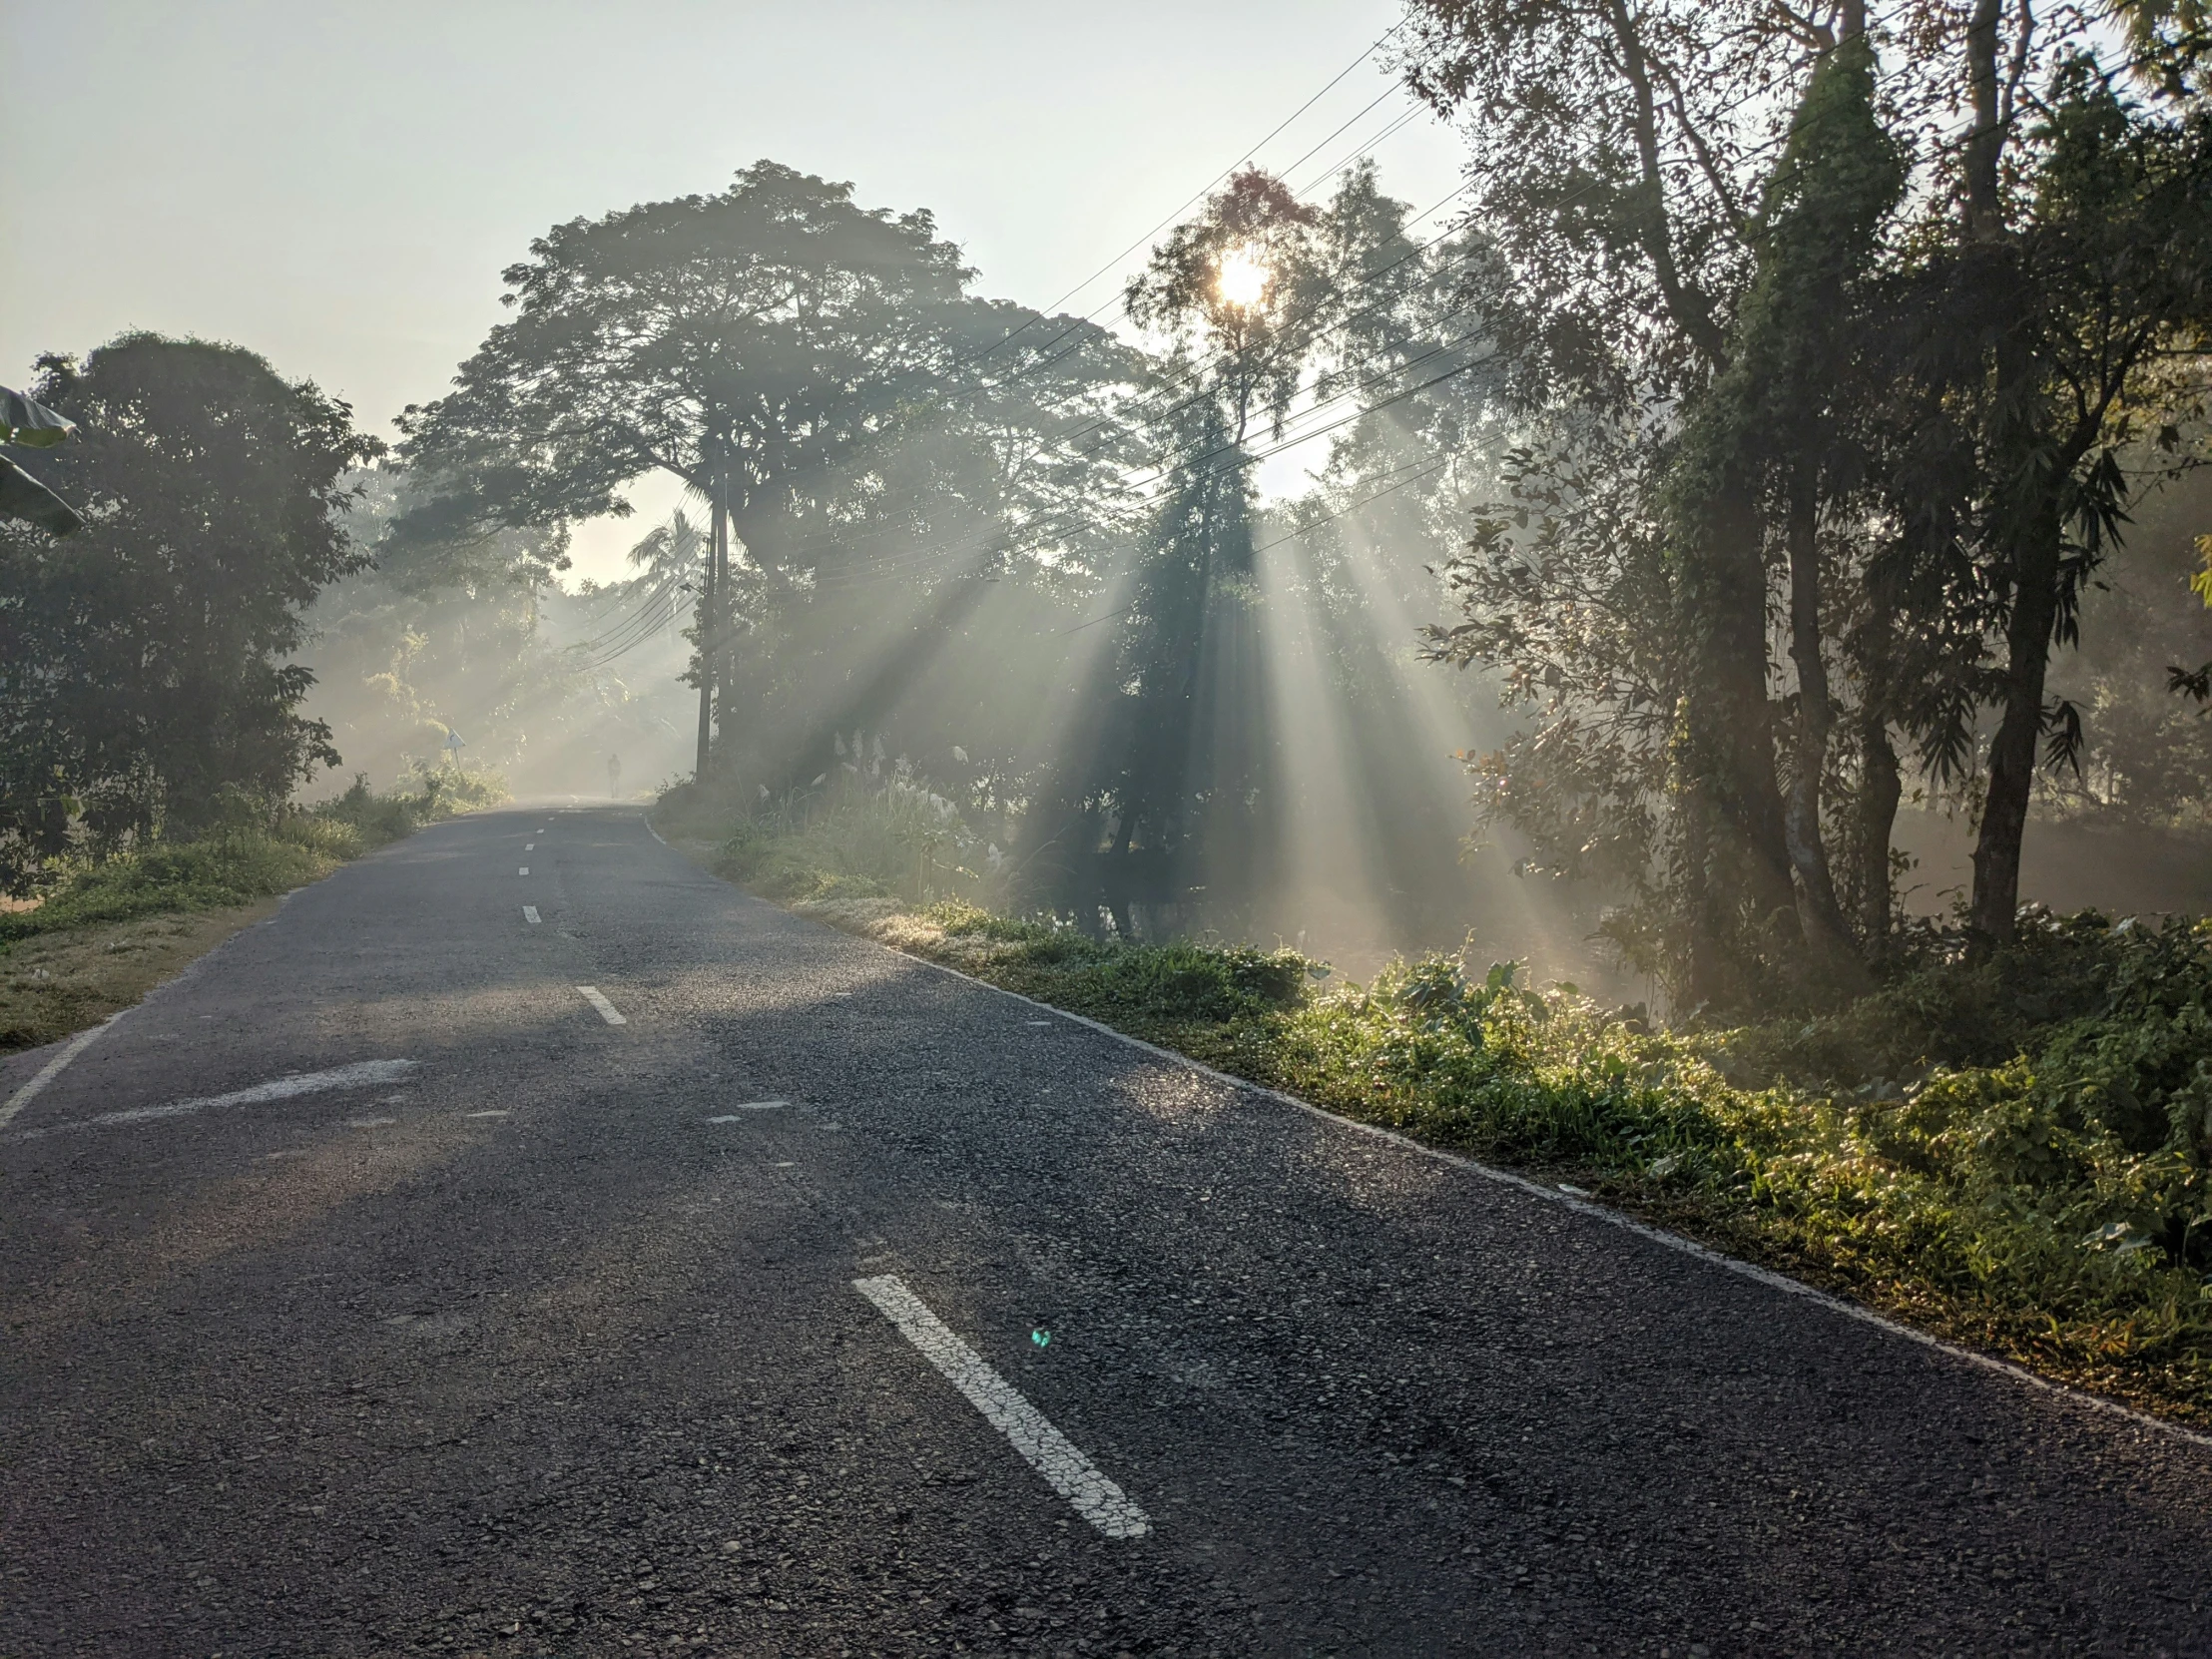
[0, 900, 281, 1053]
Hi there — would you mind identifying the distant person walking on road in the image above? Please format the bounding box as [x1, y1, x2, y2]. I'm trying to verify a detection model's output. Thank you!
[607, 753, 622, 799]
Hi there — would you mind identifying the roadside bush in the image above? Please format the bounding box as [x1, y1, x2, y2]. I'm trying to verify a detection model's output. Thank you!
[661, 762, 2212, 1416]
[807, 884, 2212, 1416]
[674, 770, 995, 907]
[312, 763, 509, 843]
[0, 768, 507, 947]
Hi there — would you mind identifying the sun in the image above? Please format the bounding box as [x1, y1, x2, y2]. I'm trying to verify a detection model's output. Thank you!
[1216, 246, 1269, 309]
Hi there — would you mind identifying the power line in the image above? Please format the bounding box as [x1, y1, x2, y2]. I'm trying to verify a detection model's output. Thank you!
[966, 18, 1411, 374]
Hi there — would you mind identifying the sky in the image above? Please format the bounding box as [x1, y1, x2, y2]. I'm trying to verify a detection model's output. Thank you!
[2, 0, 1466, 587]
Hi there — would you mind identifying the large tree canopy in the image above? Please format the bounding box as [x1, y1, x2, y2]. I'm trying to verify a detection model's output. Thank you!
[0, 334, 380, 885]
[396, 160, 1140, 778]
[1408, 0, 2212, 1008]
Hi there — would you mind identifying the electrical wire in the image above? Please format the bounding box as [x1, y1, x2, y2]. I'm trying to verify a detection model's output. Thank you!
[963, 18, 1412, 374]
[567, 29, 1837, 649]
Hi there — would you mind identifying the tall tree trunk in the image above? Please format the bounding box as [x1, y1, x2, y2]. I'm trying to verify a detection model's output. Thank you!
[1962, 0, 2006, 242]
[1782, 477, 1855, 964]
[1969, 513, 2062, 944]
[1852, 594, 1903, 951]
[1669, 697, 1722, 1013]
[1683, 488, 1799, 990]
[1104, 810, 1138, 942]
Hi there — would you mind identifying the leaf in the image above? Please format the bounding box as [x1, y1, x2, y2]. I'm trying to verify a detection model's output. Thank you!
[0, 384, 76, 448]
[0, 453, 83, 535]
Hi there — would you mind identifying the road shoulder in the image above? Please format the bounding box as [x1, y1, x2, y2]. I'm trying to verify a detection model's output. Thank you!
[0, 898, 283, 1065]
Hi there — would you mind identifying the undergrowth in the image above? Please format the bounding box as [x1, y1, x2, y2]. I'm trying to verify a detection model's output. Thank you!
[0, 765, 507, 946]
[665, 780, 2212, 1423]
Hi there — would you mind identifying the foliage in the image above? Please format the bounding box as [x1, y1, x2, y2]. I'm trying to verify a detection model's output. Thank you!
[661, 761, 999, 913]
[1409, 0, 2212, 1005]
[801, 872, 2212, 1419]
[0, 767, 502, 948]
[0, 381, 85, 535]
[396, 160, 1143, 788]
[2042, 467, 2212, 825]
[295, 466, 686, 799]
[1025, 166, 1508, 940]
[0, 334, 383, 891]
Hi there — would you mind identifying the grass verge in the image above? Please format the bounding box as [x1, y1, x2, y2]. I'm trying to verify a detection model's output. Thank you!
[0, 767, 507, 1053]
[661, 792, 2212, 1428]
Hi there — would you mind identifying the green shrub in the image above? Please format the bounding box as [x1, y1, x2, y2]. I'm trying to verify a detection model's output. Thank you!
[0, 768, 507, 947]
[0, 830, 335, 943]
[856, 897, 2212, 1416]
[312, 764, 510, 844]
[679, 772, 998, 906]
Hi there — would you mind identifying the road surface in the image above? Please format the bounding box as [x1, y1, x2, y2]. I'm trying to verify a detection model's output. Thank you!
[3, 807, 2209, 1656]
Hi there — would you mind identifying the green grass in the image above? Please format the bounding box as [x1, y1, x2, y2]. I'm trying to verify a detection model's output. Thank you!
[667, 779, 2212, 1424]
[1, 765, 509, 948]
[654, 780, 2212, 1421]
[0, 827, 346, 944]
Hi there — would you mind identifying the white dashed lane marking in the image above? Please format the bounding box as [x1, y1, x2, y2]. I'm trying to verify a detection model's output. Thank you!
[576, 985, 628, 1025]
[525, 842, 534, 850]
[523, 905, 541, 923]
[852, 1275, 1150, 1539]
[704, 1100, 788, 1121]
[518, 865, 530, 876]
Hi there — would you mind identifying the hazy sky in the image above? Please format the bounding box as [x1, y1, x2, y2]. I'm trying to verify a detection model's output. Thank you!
[3, 1, 1464, 584]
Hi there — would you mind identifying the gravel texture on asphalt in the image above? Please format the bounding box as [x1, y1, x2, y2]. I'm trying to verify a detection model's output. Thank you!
[3, 806, 2209, 1657]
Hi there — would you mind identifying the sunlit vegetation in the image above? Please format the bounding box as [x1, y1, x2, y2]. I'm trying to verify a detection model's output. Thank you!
[691, 804, 2212, 1419]
[9, 0, 2212, 1420]
[1403, 0, 2212, 1010]
[0, 336, 383, 893]
[0, 768, 502, 967]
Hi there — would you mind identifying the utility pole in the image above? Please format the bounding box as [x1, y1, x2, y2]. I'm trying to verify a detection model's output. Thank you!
[709, 448, 732, 775]
[693, 445, 720, 784]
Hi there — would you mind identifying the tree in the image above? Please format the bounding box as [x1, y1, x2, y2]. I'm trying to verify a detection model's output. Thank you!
[1926, 48, 2212, 944]
[397, 161, 1135, 784]
[1405, 0, 1894, 1005]
[1409, 0, 2212, 1008]
[0, 334, 380, 885]
[1663, 25, 1901, 990]
[1019, 171, 1340, 933]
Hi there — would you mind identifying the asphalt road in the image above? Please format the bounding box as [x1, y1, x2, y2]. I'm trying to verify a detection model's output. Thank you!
[3, 806, 2210, 1658]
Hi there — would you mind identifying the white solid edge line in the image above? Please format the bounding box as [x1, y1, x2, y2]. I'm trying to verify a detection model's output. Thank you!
[644, 818, 670, 847]
[870, 937, 2212, 1453]
[0, 1014, 122, 1131]
[523, 905, 541, 923]
[853, 1275, 1150, 1538]
[576, 985, 628, 1025]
